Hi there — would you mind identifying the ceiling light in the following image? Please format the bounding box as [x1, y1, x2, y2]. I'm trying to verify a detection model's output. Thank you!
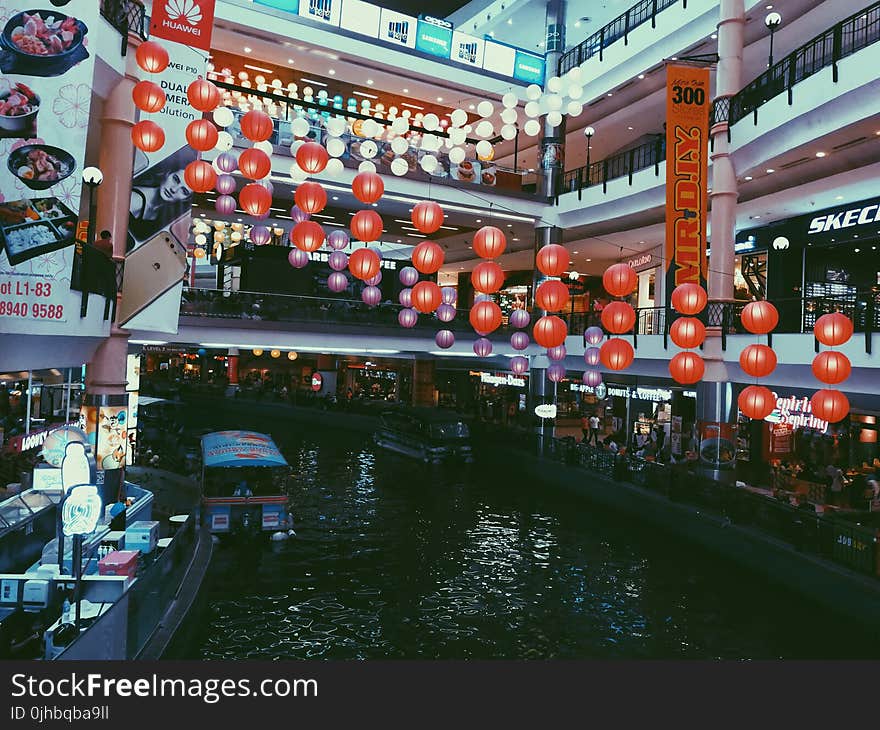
[744, 175, 753, 180]
[512, 238, 519, 241]
[753, 215, 761, 219]
[627, 126, 633, 130]
[766, 3, 773, 8]
[711, 33, 717, 39]
[476, 219, 481, 223]
[815, 151, 826, 157]
[329, 69, 335, 75]
[300, 78, 327, 87]
[573, 250, 579, 253]
[507, 18, 513, 24]
[332, 196, 339, 201]
[354, 91, 378, 99]
[469, 104, 475, 110]
[403, 88, 409, 93]
[638, 74, 645, 79]
[436, 97, 443, 102]
[835, 195, 843, 200]
[765, 168, 774, 173]
[855, 248, 861, 252]
[288, 59, 295, 64]
[366, 79, 374, 85]
[402, 102, 424, 110]
[243, 47, 252, 53]
[507, 224, 512, 227]
[606, 92, 613, 97]
[586, 258, 592, 262]
[244, 63, 271, 73]
[489, 31, 495, 37]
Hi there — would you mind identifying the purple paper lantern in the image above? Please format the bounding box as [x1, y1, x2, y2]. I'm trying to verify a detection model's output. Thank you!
[365, 271, 382, 286]
[436, 303, 456, 323]
[291, 205, 311, 224]
[288, 248, 309, 268]
[547, 363, 566, 382]
[441, 286, 457, 305]
[584, 326, 604, 345]
[473, 338, 493, 357]
[584, 347, 601, 367]
[399, 266, 419, 287]
[510, 356, 529, 375]
[327, 271, 349, 292]
[582, 369, 603, 387]
[510, 331, 530, 351]
[474, 293, 492, 303]
[216, 174, 236, 195]
[255, 179, 274, 195]
[253, 211, 269, 220]
[509, 309, 530, 329]
[398, 288, 413, 307]
[547, 345, 566, 361]
[250, 225, 271, 245]
[328, 251, 348, 271]
[215, 195, 236, 215]
[215, 151, 237, 173]
[398, 307, 418, 328]
[435, 329, 455, 349]
[362, 285, 382, 307]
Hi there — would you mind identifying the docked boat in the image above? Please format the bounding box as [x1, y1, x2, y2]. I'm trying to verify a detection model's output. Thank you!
[373, 407, 474, 465]
[200, 430, 294, 540]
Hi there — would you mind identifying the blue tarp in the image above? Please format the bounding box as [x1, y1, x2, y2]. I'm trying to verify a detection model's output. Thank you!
[201, 431, 288, 469]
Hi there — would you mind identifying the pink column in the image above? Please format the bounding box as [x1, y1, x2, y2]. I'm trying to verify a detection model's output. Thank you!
[85, 35, 143, 396]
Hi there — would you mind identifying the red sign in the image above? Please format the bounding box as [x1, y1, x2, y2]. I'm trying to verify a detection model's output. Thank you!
[311, 373, 323, 392]
[150, 0, 216, 51]
[770, 423, 794, 456]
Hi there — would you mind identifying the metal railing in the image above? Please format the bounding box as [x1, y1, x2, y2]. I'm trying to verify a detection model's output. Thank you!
[712, 0, 880, 128]
[560, 136, 665, 196]
[99, 0, 148, 54]
[558, 0, 682, 74]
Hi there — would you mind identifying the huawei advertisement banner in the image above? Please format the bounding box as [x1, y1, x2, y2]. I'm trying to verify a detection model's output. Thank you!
[664, 64, 710, 307]
[150, 0, 217, 52]
[0, 3, 104, 336]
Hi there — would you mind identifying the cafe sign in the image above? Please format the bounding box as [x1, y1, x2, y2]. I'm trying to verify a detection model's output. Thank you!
[475, 372, 526, 387]
[764, 393, 829, 433]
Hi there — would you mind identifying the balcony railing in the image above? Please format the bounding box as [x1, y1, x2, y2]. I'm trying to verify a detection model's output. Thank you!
[99, 0, 147, 54]
[558, 0, 682, 74]
[560, 136, 665, 197]
[712, 0, 880, 129]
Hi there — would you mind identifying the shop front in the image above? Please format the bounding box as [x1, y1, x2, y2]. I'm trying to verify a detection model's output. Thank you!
[620, 249, 663, 333]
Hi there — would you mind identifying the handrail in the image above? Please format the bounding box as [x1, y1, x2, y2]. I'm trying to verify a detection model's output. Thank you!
[712, 0, 880, 128]
[99, 0, 147, 54]
[560, 136, 665, 196]
[558, 0, 682, 74]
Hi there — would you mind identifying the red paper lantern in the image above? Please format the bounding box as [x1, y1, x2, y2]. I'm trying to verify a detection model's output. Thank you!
[671, 283, 708, 315]
[352, 171, 384, 204]
[670, 317, 706, 349]
[239, 183, 272, 216]
[599, 337, 634, 371]
[740, 300, 779, 335]
[135, 40, 168, 74]
[296, 141, 329, 174]
[739, 344, 777, 378]
[738, 385, 776, 420]
[132, 80, 165, 113]
[533, 315, 567, 348]
[811, 389, 850, 423]
[185, 119, 218, 152]
[814, 312, 853, 347]
[131, 120, 164, 152]
[351, 210, 383, 242]
[411, 201, 443, 234]
[187, 78, 220, 112]
[349, 248, 381, 281]
[535, 279, 569, 312]
[412, 240, 444, 274]
[601, 301, 636, 334]
[412, 281, 442, 313]
[294, 181, 327, 214]
[470, 300, 503, 335]
[238, 148, 271, 180]
[183, 160, 216, 193]
[603, 263, 637, 298]
[536, 244, 568, 277]
[291, 221, 325, 252]
[812, 351, 852, 385]
[669, 351, 705, 384]
[473, 226, 506, 259]
[240, 110, 274, 142]
[471, 261, 505, 294]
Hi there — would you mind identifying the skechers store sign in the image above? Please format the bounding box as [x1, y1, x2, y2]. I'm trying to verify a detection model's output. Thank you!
[254, 0, 544, 82]
[807, 200, 880, 235]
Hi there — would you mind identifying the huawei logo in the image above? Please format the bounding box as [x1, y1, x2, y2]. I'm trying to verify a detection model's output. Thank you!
[164, 0, 202, 25]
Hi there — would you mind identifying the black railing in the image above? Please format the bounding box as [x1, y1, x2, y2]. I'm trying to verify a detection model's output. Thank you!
[712, 0, 880, 128]
[560, 136, 665, 196]
[558, 0, 682, 74]
[100, 0, 148, 54]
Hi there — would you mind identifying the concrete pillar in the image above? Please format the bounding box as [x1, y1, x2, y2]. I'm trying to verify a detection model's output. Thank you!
[537, 0, 567, 199]
[412, 359, 436, 407]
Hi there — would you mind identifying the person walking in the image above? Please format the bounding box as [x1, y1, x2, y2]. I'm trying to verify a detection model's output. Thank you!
[588, 413, 601, 445]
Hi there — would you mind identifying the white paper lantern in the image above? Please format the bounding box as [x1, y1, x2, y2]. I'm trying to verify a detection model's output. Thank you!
[253, 140, 273, 155]
[361, 119, 379, 138]
[547, 111, 563, 127]
[545, 94, 563, 111]
[449, 146, 466, 164]
[289, 140, 304, 158]
[567, 84, 584, 100]
[391, 157, 408, 176]
[502, 92, 518, 108]
[195, 233, 207, 245]
[500, 108, 518, 124]
[450, 108, 468, 127]
[289, 161, 308, 182]
[421, 134, 440, 152]
[422, 113, 440, 131]
[526, 84, 542, 100]
[324, 158, 344, 177]
[358, 160, 377, 173]
[547, 76, 562, 93]
[524, 101, 541, 118]
[420, 154, 438, 173]
[475, 140, 492, 158]
[215, 131, 233, 151]
[291, 117, 310, 137]
[212, 107, 234, 128]
[500, 124, 517, 140]
[477, 100, 494, 118]
[391, 117, 409, 134]
[566, 101, 583, 117]
[326, 137, 346, 157]
[566, 66, 583, 82]
[326, 117, 347, 136]
[524, 119, 541, 136]
[390, 136, 409, 155]
[449, 127, 467, 145]
[475, 120, 494, 138]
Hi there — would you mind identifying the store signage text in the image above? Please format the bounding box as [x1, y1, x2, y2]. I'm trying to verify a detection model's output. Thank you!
[765, 393, 829, 432]
[1, 423, 75, 455]
[534, 404, 557, 419]
[808, 202, 880, 234]
[150, 0, 216, 51]
[571, 384, 696, 402]
[627, 254, 652, 269]
[307, 251, 397, 270]
[478, 372, 525, 387]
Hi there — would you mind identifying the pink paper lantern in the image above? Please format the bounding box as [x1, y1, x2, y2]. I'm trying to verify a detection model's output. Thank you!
[398, 288, 413, 307]
[436, 303, 456, 323]
[582, 369, 602, 387]
[215, 151, 237, 173]
[473, 338, 493, 357]
[288, 249, 309, 268]
[291, 205, 311, 224]
[362, 285, 382, 307]
[584, 326, 604, 345]
[250, 226, 271, 245]
[399, 266, 419, 287]
[327, 271, 349, 292]
[547, 363, 566, 382]
[327, 229, 348, 249]
[435, 330, 455, 349]
[584, 347, 601, 367]
[215, 195, 236, 215]
[510, 356, 529, 375]
[216, 174, 236, 195]
[328, 251, 348, 271]
[547, 345, 566, 361]
[365, 271, 382, 286]
[398, 307, 418, 328]
[441, 286, 457, 305]
[510, 331, 530, 350]
[509, 309, 530, 329]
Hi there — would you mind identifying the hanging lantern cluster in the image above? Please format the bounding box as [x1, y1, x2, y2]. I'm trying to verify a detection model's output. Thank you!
[180, 78, 223, 198]
[668, 283, 708, 385]
[736, 299, 780, 419]
[596, 263, 638, 377]
[533, 243, 569, 365]
[809, 312, 853, 423]
[132, 40, 170, 153]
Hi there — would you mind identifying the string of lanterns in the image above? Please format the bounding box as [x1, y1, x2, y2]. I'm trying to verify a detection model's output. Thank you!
[597, 262, 637, 375]
[131, 40, 169, 153]
[467, 223, 506, 357]
[668, 282, 708, 384]
[736, 299, 779, 420]
[811, 312, 854, 423]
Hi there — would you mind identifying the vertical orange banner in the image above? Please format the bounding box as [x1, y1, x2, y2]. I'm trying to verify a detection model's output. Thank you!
[665, 64, 710, 306]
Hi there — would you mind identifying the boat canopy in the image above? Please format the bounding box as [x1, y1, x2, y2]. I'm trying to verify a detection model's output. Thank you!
[201, 431, 288, 469]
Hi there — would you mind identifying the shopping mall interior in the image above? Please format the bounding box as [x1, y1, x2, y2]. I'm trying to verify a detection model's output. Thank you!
[2, 0, 880, 663]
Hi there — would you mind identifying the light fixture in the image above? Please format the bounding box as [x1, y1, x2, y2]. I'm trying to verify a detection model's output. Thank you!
[403, 88, 409, 93]
[82, 166, 103, 186]
[243, 46, 252, 53]
[711, 33, 717, 39]
[300, 78, 328, 87]
[287, 59, 295, 64]
[744, 175, 753, 180]
[855, 248, 861, 253]
[401, 102, 424, 110]
[638, 74, 645, 79]
[329, 69, 335, 75]
[366, 79, 374, 85]
[765, 169, 774, 173]
[436, 97, 443, 102]
[815, 151, 826, 157]
[764, 12, 782, 67]
[606, 92, 612, 97]
[353, 91, 378, 99]
[244, 63, 271, 73]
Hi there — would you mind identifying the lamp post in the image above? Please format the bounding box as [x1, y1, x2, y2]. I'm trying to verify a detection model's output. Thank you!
[80, 167, 104, 317]
[580, 126, 595, 200]
[764, 12, 781, 68]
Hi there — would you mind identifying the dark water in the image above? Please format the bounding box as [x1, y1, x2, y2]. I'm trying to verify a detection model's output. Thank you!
[179, 426, 879, 659]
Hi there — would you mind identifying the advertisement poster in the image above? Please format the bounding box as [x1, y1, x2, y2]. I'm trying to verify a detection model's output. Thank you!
[415, 16, 453, 59]
[96, 404, 128, 470]
[664, 63, 709, 309]
[698, 421, 736, 470]
[451, 31, 484, 68]
[378, 9, 417, 49]
[150, 0, 216, 52]
[770, 422, 794, 456]
[0, 3, 101, 335]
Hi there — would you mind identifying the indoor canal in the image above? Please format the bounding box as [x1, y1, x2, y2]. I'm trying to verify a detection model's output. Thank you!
[167, 407, 880, 660]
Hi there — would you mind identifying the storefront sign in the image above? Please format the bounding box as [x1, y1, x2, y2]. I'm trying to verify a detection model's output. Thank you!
[808, 201, 880, 234]
[379, 8, 417, 48]
[534, 404, 557, 419]
[307, 250, 397, 269]
[311, 373, 324, 392]
[298, 0, 342, 26]
[451, 31, 484, 68]
[664, 64, 709, 308]
[627, 253, 653, 270]
[513, 50, 545, 84]
[2, 423, 75, 455]
[150, 0, 216, 51]
[415, 16, 453, 58]
[765, 393, 829, 433]
[478, 372, 525, 387]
